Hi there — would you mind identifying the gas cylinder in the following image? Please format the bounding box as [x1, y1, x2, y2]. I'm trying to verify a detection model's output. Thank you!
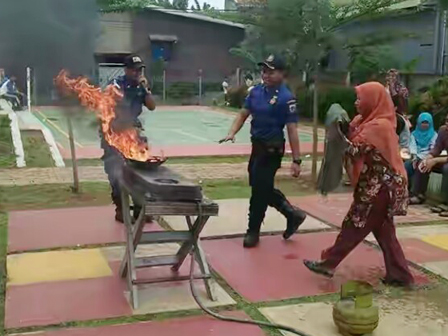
[333, 281, 379, 335]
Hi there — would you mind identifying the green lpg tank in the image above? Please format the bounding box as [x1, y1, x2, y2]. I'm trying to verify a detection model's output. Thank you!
[333, 280, 379, 335]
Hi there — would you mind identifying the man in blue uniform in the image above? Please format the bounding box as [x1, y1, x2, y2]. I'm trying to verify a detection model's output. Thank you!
[221, 55, 307, 248]
[102, 54, 156, 223]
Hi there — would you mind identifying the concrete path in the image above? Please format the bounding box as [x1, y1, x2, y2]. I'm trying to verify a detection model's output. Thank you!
[0, 160, 319, 185]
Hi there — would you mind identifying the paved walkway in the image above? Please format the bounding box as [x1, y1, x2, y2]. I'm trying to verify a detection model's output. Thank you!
[5, 204, 448, 334]
[0, 161, 318, 185]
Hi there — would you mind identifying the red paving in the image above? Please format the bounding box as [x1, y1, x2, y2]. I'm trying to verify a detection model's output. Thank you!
[293, 194, 442, 227]
[19, 313, 265, 336]
[400, 238, 448, 264]
[59, 143, 324, 159]
[5, 275, 131, 329]
[5, 260, 210, 329]
[8, 206, 163, 252]
[202, 233, 428, 303]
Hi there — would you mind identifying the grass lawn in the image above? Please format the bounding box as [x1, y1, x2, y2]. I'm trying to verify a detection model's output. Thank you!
[0, 116, 16, 168]
[67, 155, 319, 167]
[21, 130, 54, 168]
[0, 178, 315, 212]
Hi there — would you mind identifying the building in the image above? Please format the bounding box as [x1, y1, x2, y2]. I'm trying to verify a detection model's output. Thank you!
[96, 7, 245, 87]
[329, 1, 446, 76]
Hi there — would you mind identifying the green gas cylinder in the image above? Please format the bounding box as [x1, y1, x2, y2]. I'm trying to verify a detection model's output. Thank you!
[333, 281, 379, 335]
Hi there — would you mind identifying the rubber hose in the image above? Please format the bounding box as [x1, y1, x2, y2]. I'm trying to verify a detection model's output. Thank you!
[188, 251, 313, 336]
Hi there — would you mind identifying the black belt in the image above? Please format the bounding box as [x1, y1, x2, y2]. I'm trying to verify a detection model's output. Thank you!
[251, 138, 285, 156]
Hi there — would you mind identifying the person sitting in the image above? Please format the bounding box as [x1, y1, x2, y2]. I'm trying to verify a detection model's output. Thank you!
[413, 115, 448, 216]
[0, 76, 24, 110]
[405, 112, 437, 204]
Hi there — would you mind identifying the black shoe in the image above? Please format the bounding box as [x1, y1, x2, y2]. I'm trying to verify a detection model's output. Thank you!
[243, 232, 260, 248]
[115, 208, 124, 223]
[283, 208, 306, 240]
[303, 260, 334, 278]
[409, 196, 424, 205]
[380, 278, 415, 289]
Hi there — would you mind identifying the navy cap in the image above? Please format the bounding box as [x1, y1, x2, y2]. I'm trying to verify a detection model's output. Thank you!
[124, 54, 145, 69]
[258, 54, 286, 71]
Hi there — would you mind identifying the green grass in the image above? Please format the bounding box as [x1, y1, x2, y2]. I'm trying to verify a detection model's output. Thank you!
[21, 130, 54, 168]
[66, 155, 318, 167]
[0, 177, 315, 212]
[0, 213, 7, 333]
[0, 116, 16, 168]
[202, 178, 315, 200]
[0, 182, 112, 211]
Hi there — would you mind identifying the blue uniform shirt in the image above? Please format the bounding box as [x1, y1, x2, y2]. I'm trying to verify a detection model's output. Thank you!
[244, 83, 299, 142]
[111, 75, 147, 123]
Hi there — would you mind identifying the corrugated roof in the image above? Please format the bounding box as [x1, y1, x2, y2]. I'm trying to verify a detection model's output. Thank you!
[146, 6, 245, 29]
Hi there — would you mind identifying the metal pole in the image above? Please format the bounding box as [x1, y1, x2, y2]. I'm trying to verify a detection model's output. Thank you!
[198, 69, 203, 105]
[163, 69, 166, 102]
[311, 77, 319, 183]
[26, 67, 31, 112]
[441, 10, 447, 75]
[67, 114, 80, 193]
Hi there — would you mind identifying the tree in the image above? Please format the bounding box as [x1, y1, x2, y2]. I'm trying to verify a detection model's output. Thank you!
[234, 0, 403, 181]
[173, 0, 189, 9]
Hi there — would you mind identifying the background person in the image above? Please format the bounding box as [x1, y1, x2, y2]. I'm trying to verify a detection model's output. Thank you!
[414, 115, 448, 216]
[0, 76, 24, 110]
[304, 82, 413, 288]
[220, 54, 306, 248]
[102, 54, 156, 223]
[405, 112, 437, 204]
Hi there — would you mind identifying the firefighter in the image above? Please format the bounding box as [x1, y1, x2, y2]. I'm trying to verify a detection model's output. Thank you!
[102, 54, 156, 223]
[220, 55, 307, 248]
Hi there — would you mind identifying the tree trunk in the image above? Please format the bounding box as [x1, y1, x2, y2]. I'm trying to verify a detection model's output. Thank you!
[67, 114, 80, 193]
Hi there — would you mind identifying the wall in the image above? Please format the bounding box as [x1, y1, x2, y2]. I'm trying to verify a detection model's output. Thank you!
[329, 8, 438, 75]
[131, 10, 245, 83]
[97, 13, 133, 54]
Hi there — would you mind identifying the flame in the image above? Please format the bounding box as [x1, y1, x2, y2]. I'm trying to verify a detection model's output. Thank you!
[54, 70, 153, 162]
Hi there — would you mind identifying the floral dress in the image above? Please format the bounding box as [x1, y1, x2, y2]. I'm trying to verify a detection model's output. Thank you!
[344, 144, 408, 228]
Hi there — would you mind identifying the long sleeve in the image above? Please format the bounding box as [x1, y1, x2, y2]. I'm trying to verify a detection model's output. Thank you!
[409, 134, 417, 156]
[399, 122, 411, 150]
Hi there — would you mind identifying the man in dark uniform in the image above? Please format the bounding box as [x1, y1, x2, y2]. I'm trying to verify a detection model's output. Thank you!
[102, 54, 156, 223]
[221, 55, 307, 248]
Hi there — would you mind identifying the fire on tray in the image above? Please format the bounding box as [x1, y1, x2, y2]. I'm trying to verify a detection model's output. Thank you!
[54, 70, 165, 164]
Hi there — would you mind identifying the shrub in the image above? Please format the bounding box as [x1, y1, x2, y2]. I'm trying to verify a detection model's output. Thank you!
[167, 82, 197, 100]
[408, 77, 448, 129]
[227, 86, 248, 108]
[297, 86, 356, 123]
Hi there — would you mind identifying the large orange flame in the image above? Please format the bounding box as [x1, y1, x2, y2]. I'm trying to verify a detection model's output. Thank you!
[55, 70, 153, 162]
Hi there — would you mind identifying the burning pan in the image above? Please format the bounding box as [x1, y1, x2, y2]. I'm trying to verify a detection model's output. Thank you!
[127, 157, 167, 170]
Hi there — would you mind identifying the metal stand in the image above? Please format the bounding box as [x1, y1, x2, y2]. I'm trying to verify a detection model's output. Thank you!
[119, 181, 219, 309]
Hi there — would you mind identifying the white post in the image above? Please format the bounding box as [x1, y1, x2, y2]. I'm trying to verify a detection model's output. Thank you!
[198, 69, 203, 105]
[236, 67, 241, 87]
[26, 67, 32, 112]
[163, 69, 166, 102]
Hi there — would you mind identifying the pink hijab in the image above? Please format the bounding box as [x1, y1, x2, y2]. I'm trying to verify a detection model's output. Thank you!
[349, 82, 407, 185]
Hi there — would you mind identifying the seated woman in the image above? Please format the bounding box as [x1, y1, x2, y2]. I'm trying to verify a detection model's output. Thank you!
[405, 112, 437, 204]
[304, 82, 413, 288]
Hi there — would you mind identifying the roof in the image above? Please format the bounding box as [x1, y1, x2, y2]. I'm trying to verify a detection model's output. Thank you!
[146, 6, 245, 29]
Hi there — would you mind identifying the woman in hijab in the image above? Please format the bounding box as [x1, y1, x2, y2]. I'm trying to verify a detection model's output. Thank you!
[304, 82, 414, 287]
[386, 69, 409, 116]
[406, 112, 438, 204]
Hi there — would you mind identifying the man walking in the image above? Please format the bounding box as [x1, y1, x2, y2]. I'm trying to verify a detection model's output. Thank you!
[221, 55, 307, 248]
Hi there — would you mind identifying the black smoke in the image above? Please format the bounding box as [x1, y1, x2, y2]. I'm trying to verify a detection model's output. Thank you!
[0, 0, 99, 104]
